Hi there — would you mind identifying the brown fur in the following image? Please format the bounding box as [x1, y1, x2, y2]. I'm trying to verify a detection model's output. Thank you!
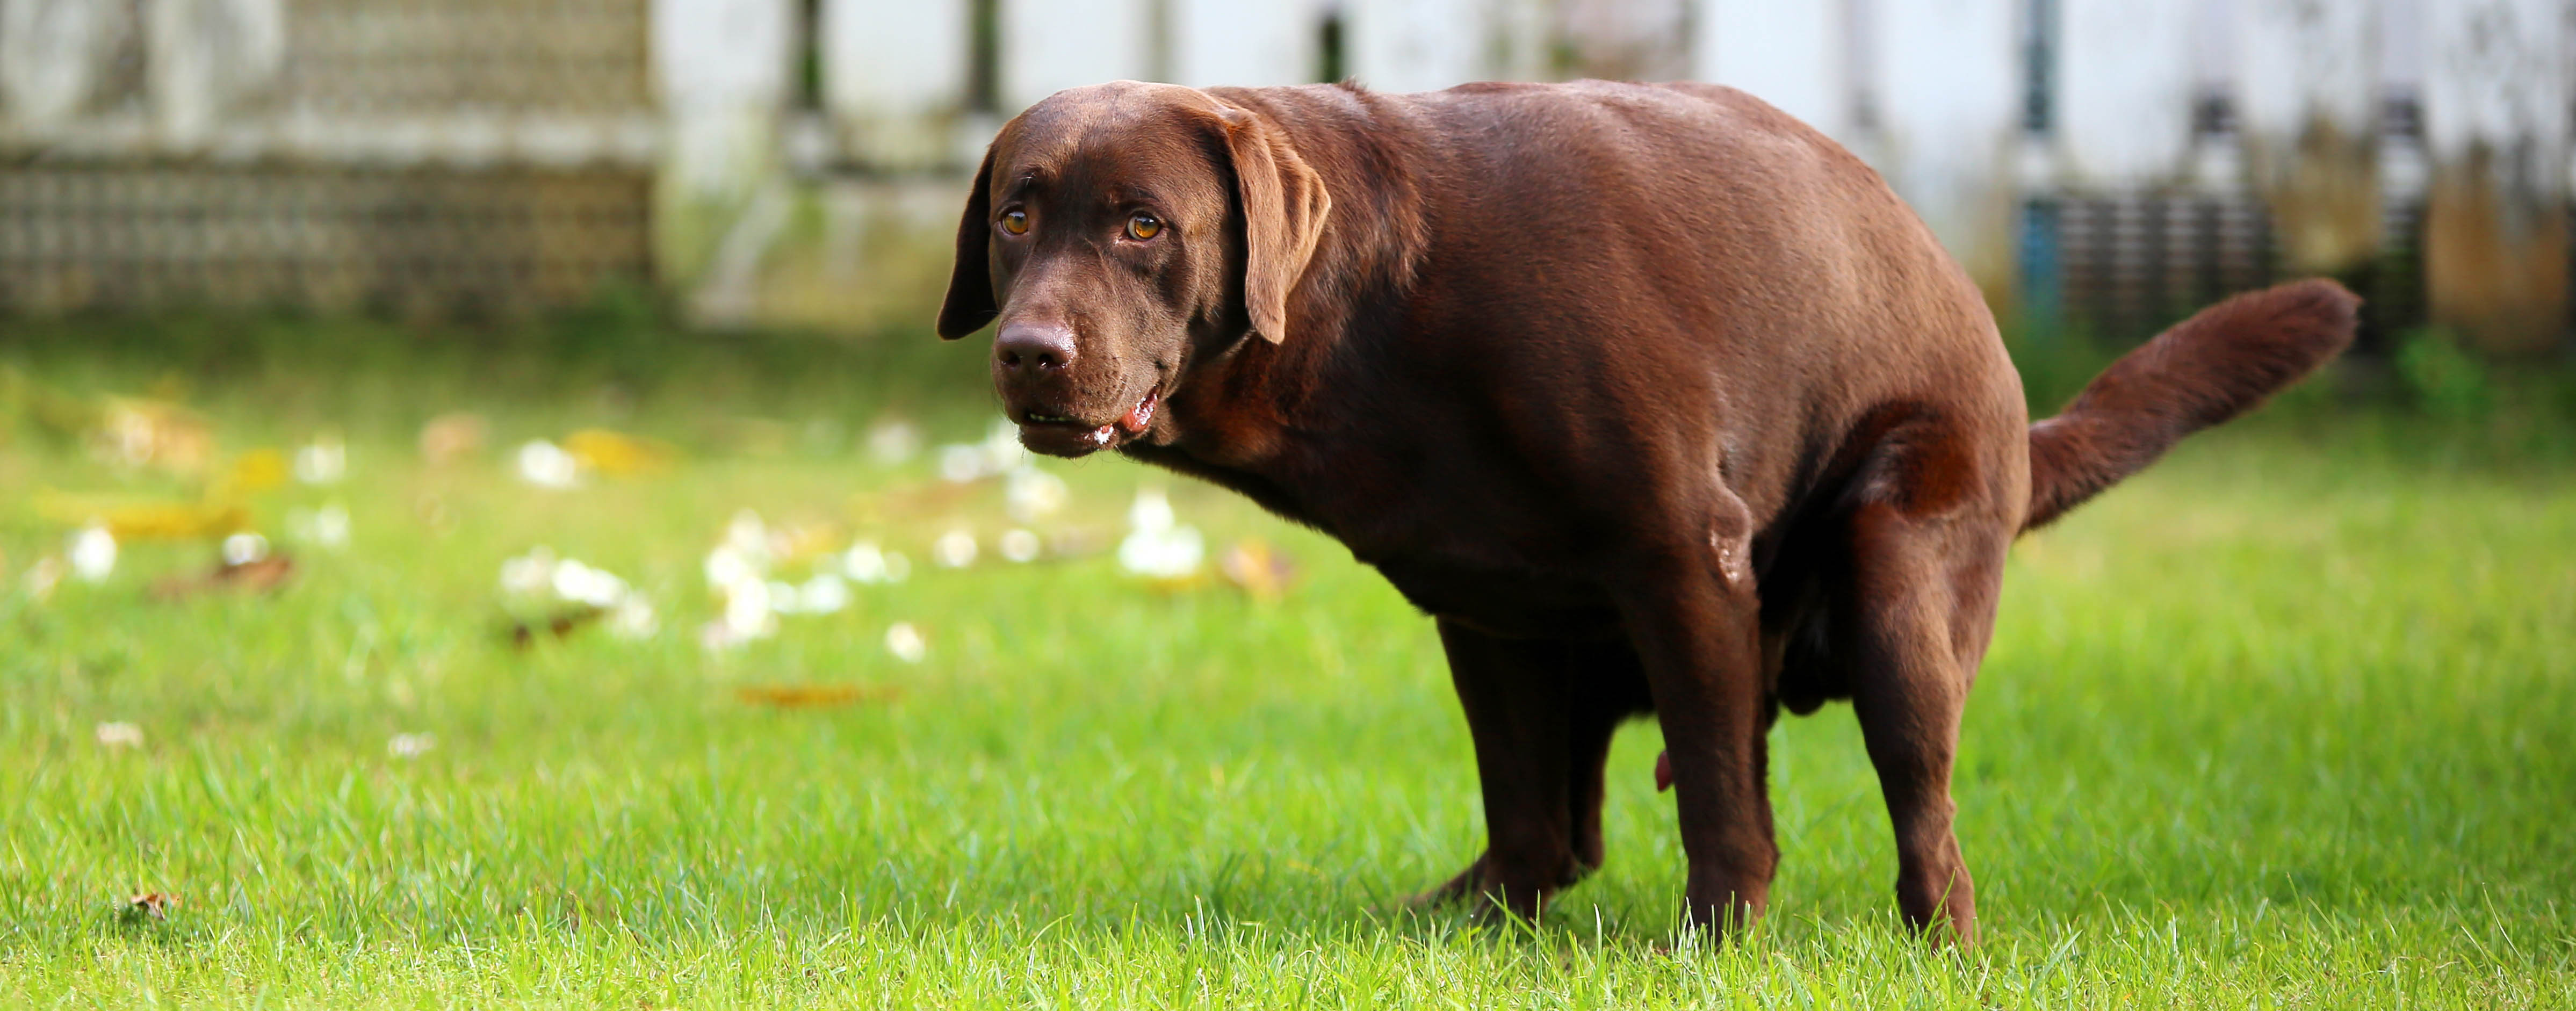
[939, 79, 2356, 944]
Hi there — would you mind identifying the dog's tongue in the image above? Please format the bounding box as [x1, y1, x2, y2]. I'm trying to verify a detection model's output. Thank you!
[1655, 750, 1672, 792]
[1116, 391, 1158, 435]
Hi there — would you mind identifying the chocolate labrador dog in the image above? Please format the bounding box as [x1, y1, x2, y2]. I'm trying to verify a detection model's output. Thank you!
[938, 79, 2354, 943]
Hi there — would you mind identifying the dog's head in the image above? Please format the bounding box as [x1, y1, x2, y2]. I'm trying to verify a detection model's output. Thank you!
[937, 81, 1331, 458]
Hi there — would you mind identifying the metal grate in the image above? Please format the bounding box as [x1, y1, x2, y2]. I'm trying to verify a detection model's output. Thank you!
[280, 0, 650, 115]
[0, 163, 651, 314]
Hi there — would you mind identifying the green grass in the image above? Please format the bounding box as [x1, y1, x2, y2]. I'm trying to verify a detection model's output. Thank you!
[3, 320, 2572, 1007]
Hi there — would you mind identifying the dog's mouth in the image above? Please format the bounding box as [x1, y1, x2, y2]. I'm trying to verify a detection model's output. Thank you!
[1014, 388, 1159, 457]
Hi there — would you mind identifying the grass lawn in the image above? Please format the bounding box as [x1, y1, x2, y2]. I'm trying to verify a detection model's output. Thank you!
[2, 318, 2572, 1007]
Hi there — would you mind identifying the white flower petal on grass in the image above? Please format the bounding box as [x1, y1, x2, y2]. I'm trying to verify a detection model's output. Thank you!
[998, 528, 1042, 563]
[95, 722, 143, 749]
[551, 560, 629, 609]
[703, 545, 759, 590]
[1129, 487, 1177, 532]
[1117, 489, 1203, 579]
[866, 420, 921, 464]
[720, 577, 776, 640]
[885, 622, 927, 663]
[500, 547, 559, 596]
[293, 437, 347, 485]
[221, 532, 269, 566]
[515, 440, 581, 488]
[608, 598, 659, 640]
[937, 443, 988, 483]
[1004, 466, 1068, 522]
[387, 733, 435, 759]
[68, 525, 116, 583]
[23, 557, 67, 601]
[932, 529, 978, 569]
[795, 573, 850, 615]
[724, 510, 771, 559]
[842, 540, 888, 583]
[307, 503, 351, 548]
[982, 420, 1028, 474]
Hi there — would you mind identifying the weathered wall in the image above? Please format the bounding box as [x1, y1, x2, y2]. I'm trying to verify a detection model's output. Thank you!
[2423, 0, 2569, 354]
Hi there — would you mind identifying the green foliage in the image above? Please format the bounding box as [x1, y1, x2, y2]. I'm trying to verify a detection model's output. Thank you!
[1, 321, 2571, 1007]
[2394, 326, 2495, 421]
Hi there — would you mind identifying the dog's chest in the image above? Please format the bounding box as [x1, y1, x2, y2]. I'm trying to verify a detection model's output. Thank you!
[1368, 553, 1623, 639]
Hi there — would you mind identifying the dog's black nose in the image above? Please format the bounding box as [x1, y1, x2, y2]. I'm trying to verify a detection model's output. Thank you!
[995, 323, 1078, 376]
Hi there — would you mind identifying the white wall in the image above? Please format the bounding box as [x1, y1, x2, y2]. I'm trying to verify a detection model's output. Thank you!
[1872, 0, 2021, 281]
[656, 0, 791, 200]
[2423, 0, 2567, 176]
[1001, 0, 1155, 110]
[2237, 0, 2378, 149]
[826, 0, 969, 120]
[823, 0, 970, 167]
[1348, 0, 1489, 92]
[2055, 0, 2199, 188]
[1691, 0, 1845, 137]
[1172, 0, 1325, 88]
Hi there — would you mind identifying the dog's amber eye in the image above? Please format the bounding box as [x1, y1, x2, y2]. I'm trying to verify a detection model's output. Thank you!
[1126, 212, 1161, 241]
[1000, 210, 1029, 235]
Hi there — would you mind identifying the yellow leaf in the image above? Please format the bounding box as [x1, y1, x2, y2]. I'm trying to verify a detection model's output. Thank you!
[562, 428, 679, 476]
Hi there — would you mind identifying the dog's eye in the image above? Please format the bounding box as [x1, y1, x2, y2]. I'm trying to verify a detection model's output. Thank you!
[1125, 213, 1161, 241]
[1000, 210, 1029, 235]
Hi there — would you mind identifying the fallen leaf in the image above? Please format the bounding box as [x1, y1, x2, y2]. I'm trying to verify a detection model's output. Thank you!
[418, 413, 488, 466]
[564, 428, 679, 476]
[507, 605, 606, 648]
[122, 892, 177, 921]
[149, 555, 294, 601]
[734, 684, 899, 709]
[215, 449, 290, 496]
[34, 493, 250, 540]
[1221, 538, 1299, 601]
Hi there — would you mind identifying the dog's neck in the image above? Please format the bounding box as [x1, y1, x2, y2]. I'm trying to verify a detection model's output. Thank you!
[1149, 84, 1437, 482]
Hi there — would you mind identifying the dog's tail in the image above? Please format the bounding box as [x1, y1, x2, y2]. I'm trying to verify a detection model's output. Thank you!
[2022, 279, 2358, 532]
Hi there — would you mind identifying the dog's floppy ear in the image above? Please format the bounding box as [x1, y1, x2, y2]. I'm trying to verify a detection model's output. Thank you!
[936, 146, 1000, 340]
[1217, 105, 1331, 344]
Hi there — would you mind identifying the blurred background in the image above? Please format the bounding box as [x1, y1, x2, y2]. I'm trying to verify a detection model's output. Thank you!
[0, 0, 2567, 359]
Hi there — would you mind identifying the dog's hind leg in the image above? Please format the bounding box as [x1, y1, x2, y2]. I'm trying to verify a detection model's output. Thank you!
[1839, 497, 2009, 947]
[1408, 621, 1641, 920]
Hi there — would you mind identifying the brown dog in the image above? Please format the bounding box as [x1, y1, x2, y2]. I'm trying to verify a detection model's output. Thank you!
[938, 79, 2355, 943]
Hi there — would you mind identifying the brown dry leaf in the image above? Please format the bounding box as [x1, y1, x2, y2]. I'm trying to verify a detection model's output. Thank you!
[1221, 538, 1300, 601]
[122, 892, 177, 921]
[734, 684, 900, 709]
[149, 555, 295, 601]
[507, 605, 607, 648]
[418, 413, 489, 466]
